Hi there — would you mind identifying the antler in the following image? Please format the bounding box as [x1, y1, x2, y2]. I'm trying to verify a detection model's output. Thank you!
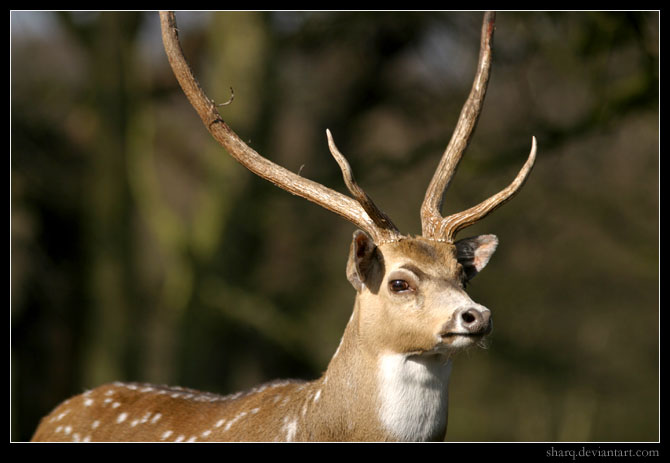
[159, 11, 401, 244]
[420, 11, 537, 242]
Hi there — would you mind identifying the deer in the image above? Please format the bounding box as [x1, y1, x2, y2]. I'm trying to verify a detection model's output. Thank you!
[31, 11, 536, 442]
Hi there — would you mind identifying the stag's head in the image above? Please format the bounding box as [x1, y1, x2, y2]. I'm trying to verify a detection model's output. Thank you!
[160, 11, 536, 358]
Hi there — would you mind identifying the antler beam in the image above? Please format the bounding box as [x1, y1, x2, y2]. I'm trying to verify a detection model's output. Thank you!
[420, 12, 537, 242]
[159, 11, 400, 244]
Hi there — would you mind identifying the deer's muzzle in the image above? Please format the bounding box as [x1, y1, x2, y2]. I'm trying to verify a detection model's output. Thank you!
[439, 306, 492, 340]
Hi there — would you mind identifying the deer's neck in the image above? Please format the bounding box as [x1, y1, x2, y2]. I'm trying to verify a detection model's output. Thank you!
[312, 300, 452, 441]
[375, 352, 452, 441]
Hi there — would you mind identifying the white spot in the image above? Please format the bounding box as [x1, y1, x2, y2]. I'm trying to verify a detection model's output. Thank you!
[140, 386, 154, 393]
[55, 426, 63, 433]
[91, 420, 100, 429]
[84, 398, 94, 407]
[112, 402, 121, 408]
[140, 412, 151, 423]
[150, 413, 162, 424]
[201, 430, 212, 438]
[174, 435, 185, 442]
[130, 419, 139, 427]
[104, 389, 115, 396]
[251, 407, 260, 414]
[64, 425, 72, 435]
[116, 412, 128, 424]
[83, 435, 91, 442]
[103, 398, 113, 405]
[222, 410, 246, 432]
[186, 436, 197, 442]
[314, 389, 321, 402]
[283, 417, 298, 442]
[55, 410, 69, 421]
[215, 419, 226, 428]
[72, 432, 80, 442]
[161, 430, 173, 440]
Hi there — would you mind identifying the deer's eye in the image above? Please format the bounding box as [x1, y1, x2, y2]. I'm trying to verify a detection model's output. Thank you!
[389, 279, 411, 293]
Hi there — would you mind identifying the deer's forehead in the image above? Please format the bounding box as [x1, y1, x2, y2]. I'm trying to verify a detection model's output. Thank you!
[379, 238, 461, 276]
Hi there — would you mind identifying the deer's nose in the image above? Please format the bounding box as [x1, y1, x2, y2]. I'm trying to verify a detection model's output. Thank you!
[459, 307, 492, 335]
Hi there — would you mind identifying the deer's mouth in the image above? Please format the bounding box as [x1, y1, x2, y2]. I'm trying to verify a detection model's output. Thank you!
[438, 323, 491, 348]
[441, 325, 492, 339]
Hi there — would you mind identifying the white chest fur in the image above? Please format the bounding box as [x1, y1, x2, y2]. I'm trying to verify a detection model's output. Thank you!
[377, 353, 452, 441]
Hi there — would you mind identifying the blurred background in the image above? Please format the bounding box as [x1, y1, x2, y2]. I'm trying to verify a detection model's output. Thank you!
[11, 11, 658, 442]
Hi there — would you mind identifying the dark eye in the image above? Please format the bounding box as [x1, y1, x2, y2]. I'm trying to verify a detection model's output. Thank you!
[389, 279, 411, 293]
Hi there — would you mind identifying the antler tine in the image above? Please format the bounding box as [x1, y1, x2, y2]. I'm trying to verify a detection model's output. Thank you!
[159, 12, 399, 244]
[421, 11, 496, 238]
[326, 130, 399, 235]
[438, 136, 537, 242]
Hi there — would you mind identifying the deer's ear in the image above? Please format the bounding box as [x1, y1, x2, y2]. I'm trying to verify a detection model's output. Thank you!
[346, 230, 382, 292]
[455, 234, 498, 280]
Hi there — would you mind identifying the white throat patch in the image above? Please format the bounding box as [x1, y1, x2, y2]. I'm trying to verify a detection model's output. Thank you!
[377, 353, 452, 441]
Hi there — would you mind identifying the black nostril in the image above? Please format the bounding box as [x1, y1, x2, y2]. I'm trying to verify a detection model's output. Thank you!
[461, 309, 478, 325]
